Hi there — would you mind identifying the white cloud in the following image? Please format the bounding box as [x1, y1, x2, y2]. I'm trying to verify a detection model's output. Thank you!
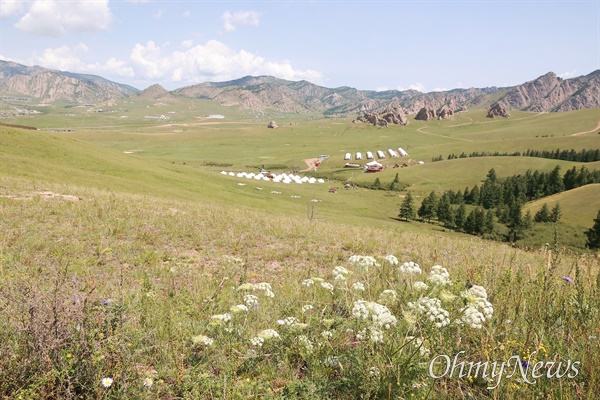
[222, 10, 261, 32]
[15, 0, 112, 37]
[397, 83, 425, 92]
[153, 9, 164, 19]
[181, 40, 194, 48]
[432, 87, 448, 92]
[129, 39, 322, 84]
[558, 70, 577, 79]
[0, 0, 25, 19]
[376, 86, 390, 92]
[35, 45, 134, 78]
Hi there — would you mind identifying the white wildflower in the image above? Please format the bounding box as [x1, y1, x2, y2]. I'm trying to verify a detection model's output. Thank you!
[407, 297, 450, 328]
[230, 304, 248, 313]
[243, 294, 259, 308]
[302, 304, 314, 313]
[332, 266, 349, 283]
[250, 336, 264, 347]
[369, 366, 381, 377]
[399, 261, 422, 276]
[236, 283, 255, 291]
[426, 265, 451, 286]
[302, 278, 315, 287]
[352, 300, 397, 329]
[460, 306, 486, 329]
[348, 255, 380, 271]
[210, 313, 233, 324]
[356, 327, 383, 343]
[413, 281, 428, 291]
[277, 316, 300, 326]
[370, 327, 384, 343]
[298, 335, 314, 354]
[320, 282, 334, 292]
[254, 282, 275, 298]
[378, 289, 397, 302]
[143, 377, 153, 388]
[191, 334, 214, 346]
[352, 282, 365, 292]
[101, 377, 113, 388]
[383, 255, 399, 265]
[321, 330, 333, 339]
[257, 329, 280, 340]
[460, 285, 494, 321]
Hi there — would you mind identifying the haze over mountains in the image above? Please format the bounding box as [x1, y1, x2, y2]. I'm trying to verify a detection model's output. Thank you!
[1, 60, 597, 115]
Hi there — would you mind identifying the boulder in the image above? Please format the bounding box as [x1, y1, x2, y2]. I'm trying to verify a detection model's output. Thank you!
[267, 120, 278, 128]
[415, 106, 437, 121]
[437, 104, 454, 120]
[487, 102, 510, 118]
[381, 106, 409, 126]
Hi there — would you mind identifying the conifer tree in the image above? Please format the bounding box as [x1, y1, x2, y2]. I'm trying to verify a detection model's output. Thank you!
[534, 203, 551, 223]
[585, 210, 600, 249]
[399, 192, 416, 221]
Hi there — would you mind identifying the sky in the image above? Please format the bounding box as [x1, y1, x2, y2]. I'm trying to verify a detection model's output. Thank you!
[0, 0, 598, 92]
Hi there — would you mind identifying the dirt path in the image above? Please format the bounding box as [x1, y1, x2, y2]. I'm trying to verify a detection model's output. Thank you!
[447, 112, 546, 128]
[570, 120, 600, 136]
[416, 127, 474, 142]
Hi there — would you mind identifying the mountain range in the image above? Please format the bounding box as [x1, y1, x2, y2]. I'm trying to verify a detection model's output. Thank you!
[1, 59, 598, 115]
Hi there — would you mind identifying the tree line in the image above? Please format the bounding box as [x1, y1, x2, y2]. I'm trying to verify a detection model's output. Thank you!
[399, 165, 600, 247]
[432, 148, 600, 163]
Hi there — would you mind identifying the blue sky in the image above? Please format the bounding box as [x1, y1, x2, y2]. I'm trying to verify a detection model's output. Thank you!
[1, 1, 598, 92]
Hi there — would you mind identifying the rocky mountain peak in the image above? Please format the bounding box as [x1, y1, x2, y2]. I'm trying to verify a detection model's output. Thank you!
[137, 84, 174, 100]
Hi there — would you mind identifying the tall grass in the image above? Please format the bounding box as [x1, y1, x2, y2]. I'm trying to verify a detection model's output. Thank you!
[1, 176, 598, 399]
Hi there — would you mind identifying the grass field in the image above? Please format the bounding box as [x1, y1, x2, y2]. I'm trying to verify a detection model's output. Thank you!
[1, 97, 599, 398]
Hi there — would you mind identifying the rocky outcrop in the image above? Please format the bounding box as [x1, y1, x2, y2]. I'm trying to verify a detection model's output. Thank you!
[381, 106, 409, 125]
[487, 102, 510, 118]
[437, 105, 454, 119]
[267, 121, 278, 128]
[415, 106, 437, 121]
[354, 106, 408, 127]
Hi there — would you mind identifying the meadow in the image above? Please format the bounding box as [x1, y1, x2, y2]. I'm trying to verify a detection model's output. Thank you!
[0, 97, 599, 398]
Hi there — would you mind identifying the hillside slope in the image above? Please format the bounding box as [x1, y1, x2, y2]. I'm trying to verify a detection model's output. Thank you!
[0, 60, 139, 104]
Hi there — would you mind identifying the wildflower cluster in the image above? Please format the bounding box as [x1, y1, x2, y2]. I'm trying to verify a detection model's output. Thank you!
[237, 282, 275, 298]
[348, 255, 379, 271]
[459, 285, 494, 329]
[383, 254, 399, 265]
[191, 334, 214, 346]
[352, 300, 398, 330]
[190, 255, 495, 396]
[407, 297, 451, 328]
[399, 261, 422, 276]
[427, 265, 452, 286]
[332, 266, 350, 284]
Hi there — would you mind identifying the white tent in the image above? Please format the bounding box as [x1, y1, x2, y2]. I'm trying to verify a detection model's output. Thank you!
[366, 151, 374, 159]
[398, 147, 409, 157]
[376, 150, 386, 158]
